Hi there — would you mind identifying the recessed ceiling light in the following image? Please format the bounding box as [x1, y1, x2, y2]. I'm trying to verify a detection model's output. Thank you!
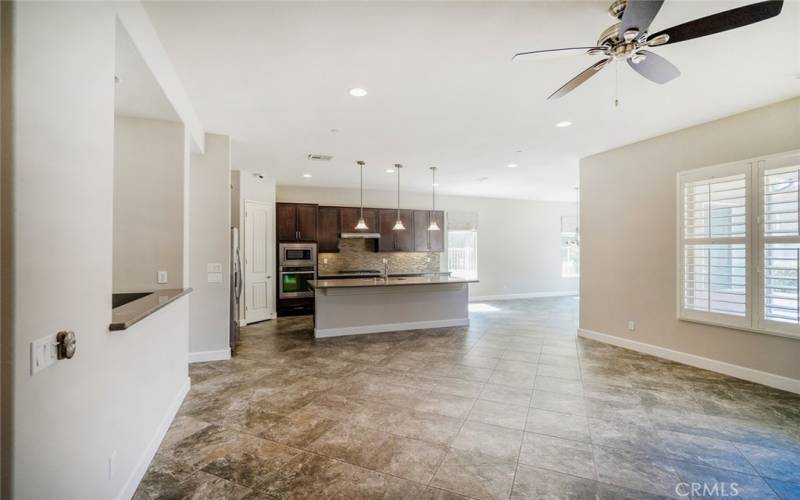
[507, 163, 518, 168]
[385, 169, 395, 174]
[349, 88, 368, 97]
[556, 121, 572, 128]
[303, 173, 312, 178]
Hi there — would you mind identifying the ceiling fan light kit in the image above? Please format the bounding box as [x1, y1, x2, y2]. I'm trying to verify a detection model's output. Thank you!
[512, 0, 784, 99]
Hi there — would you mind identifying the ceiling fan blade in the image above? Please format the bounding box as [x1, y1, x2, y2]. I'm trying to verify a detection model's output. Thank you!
[647, 0, 783, 46]
[512, 47, 605, 61]
[627, 50, 680, 83]
[548, 58, 611, 99]
[620, 0, 665, 38]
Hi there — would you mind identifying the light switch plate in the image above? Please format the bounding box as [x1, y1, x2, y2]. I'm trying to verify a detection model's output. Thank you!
[207, 272, 223, 283]
[31, 334, 57, 375]
[206, 263, 223, 273]
[157, 271, 168, 284]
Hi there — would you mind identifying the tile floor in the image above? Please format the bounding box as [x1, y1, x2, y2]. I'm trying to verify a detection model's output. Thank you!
[135, 297, 800, 499]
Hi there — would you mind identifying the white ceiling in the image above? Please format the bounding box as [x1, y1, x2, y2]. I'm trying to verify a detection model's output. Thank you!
[115, 20, 179, 122]
[144, 1, 799, 202]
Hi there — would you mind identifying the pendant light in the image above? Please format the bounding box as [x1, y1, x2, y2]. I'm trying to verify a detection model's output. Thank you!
[392, 164, 405, 230]
[428, 166, 441, 231]
[355, 160, 368, 230]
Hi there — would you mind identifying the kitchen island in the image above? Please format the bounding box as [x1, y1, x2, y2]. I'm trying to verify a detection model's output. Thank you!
[309, 276, 477, 338]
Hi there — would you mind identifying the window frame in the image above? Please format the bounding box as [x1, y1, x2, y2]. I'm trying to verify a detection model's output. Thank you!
[447, 229, 478, 281]
[676, 150, 800, 341]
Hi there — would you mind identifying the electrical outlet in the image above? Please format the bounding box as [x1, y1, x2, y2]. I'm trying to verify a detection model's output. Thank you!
[157, 270, 168, 284]
[323, 257, 328, 264]
[31, 334, 57, 375]
[207, 272, 223, 283]
[628, 320, 636, 331]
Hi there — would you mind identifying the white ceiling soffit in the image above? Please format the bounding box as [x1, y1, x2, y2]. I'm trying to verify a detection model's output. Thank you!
[145, 1, 800, 201]
[116, 2, 205, 153]
[115, 20, 180, 123]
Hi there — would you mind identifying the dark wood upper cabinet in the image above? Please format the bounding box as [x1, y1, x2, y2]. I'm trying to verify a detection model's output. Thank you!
[378, 208, 414, 252]
[428, 211, 444, 252]
[279, 202, 443, 252]
[340, 207, 377, 233]
[277, 203, 298, 242]
[395, 210, 414, 251]
[317, 206, 340, 252]
[412, 210, 445, 252]
[413, 211, 430, 252]
[377, 209, 396, 252]
[276, 202, 318, 242]
[296, 205, 317, 242]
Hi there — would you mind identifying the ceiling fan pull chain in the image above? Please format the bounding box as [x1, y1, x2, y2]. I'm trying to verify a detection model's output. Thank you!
[614, 60, 620, 108]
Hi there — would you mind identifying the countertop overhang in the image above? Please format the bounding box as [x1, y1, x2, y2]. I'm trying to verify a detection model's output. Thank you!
[310, 276, 478, 289]
[110, 288, 192, 331]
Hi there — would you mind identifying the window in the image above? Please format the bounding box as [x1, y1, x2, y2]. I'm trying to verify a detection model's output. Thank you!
[561, 215, 579, 278]
[678, 151, 800, 338]
[448, 230, 478, 280]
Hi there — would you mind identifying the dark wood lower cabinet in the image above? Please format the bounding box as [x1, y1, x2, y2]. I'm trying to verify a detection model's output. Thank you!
[277, 298, 314, 317]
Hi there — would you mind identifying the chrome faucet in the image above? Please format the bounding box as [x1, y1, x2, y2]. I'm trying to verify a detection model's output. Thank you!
[382, 258, 389, 280]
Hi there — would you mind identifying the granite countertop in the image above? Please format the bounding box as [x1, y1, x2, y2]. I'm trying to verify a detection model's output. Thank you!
[110, 288, 192, 331]
[310, 276, 477, 289]
[317, 271, 452, 279]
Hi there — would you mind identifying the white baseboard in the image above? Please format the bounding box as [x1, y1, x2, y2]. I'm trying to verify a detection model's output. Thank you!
[118, 376, 191, 500]
[470, 291, 578, 302]
[188, 348, 231, 363]
[578, 328, 800, 395]
[315, 318, 469, 338]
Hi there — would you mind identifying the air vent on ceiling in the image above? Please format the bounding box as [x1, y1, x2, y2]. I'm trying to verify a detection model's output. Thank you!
[307, 154, 333, 161]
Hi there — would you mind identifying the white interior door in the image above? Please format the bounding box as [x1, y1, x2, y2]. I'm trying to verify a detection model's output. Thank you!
[244, 200, 271, 323]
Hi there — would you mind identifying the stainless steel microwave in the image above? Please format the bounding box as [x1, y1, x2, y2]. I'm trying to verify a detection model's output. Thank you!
[279, 242, 317, 267]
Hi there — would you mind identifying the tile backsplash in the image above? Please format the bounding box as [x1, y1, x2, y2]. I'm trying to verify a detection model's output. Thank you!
[318, 239, 440, 275]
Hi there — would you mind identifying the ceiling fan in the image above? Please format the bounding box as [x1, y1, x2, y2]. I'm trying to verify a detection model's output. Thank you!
[513, 0, 784, 99]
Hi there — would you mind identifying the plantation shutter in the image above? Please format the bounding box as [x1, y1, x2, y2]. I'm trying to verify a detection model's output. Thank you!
[679, 165, 750, 328]
[757, 155, 800, 333]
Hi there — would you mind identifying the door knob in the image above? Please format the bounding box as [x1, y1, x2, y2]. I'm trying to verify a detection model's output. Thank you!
[56, 330, 77, 360]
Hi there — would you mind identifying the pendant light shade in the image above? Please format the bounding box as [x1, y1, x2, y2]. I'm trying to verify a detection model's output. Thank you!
[428, 166, 441, 231]
[393, 164, 405, 231]
[355, 160, 368, 230]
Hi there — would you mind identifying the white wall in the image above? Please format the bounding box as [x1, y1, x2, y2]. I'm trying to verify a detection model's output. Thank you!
[1, 3, 190, 498]
[189, 134, 231, 359]
[113, 115, 184, 292]
[233, 171, 276, 319]
[277, 185, 578, 300]
[580, 98, 800, 384]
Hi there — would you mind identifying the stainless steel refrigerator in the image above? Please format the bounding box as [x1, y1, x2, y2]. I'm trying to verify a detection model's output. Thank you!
[230, 226, 243, 352]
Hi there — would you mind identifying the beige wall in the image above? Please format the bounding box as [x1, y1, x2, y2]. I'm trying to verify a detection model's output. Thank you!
[113, 115, 184, 292]
[189, 134, 231, 355]
[2, 4, 190, 498]
[580, 97, 800, 381]
[277, 185, 578, 299]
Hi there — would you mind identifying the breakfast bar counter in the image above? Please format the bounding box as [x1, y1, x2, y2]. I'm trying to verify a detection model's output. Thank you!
[309, 276, 477, 338]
